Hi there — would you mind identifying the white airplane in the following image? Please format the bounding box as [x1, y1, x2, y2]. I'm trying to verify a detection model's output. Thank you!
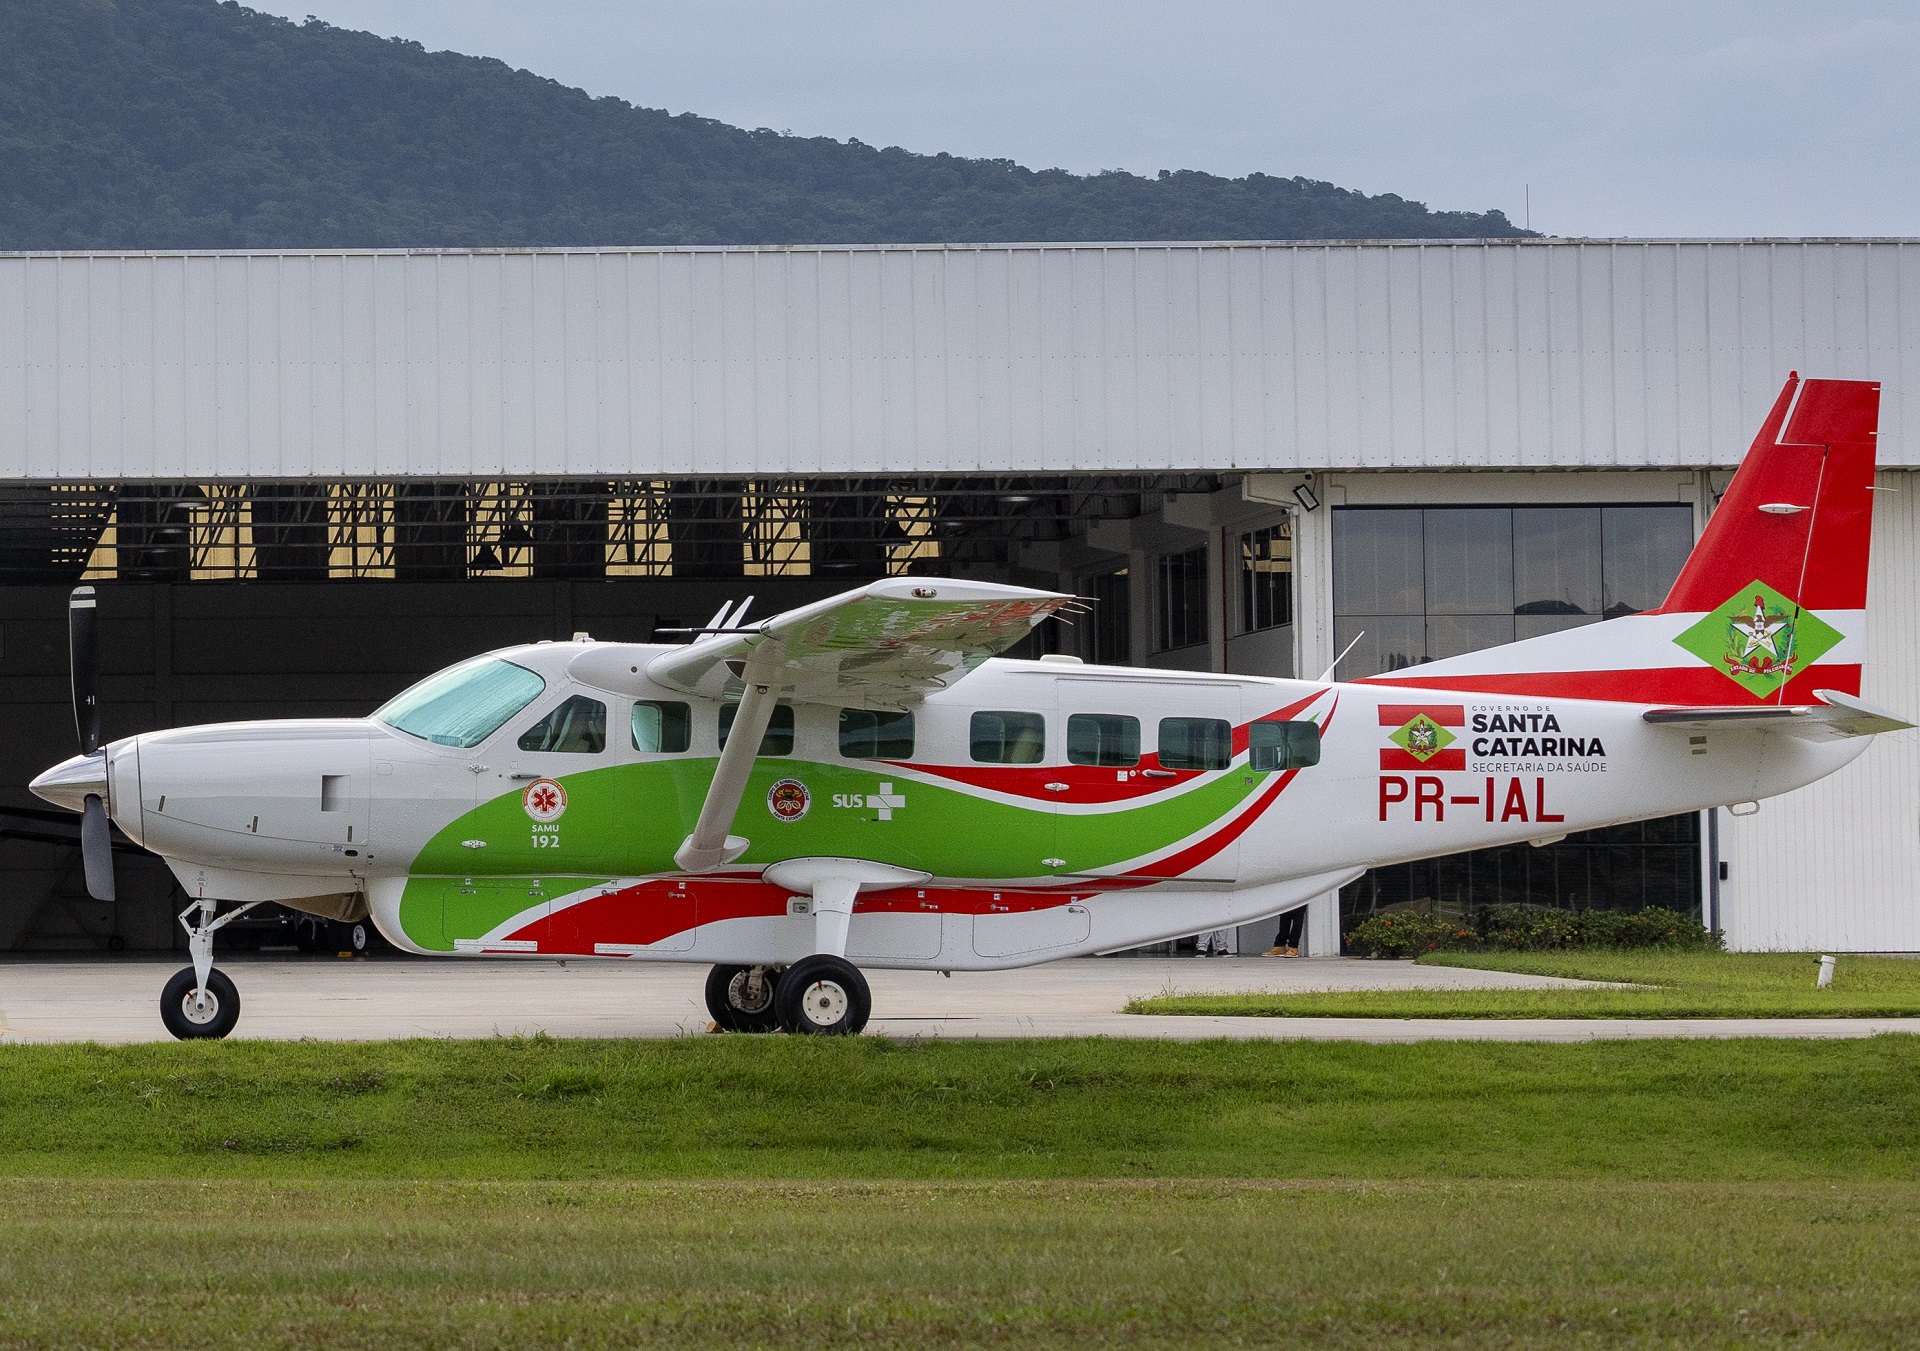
[31, 374, 1910, 1039]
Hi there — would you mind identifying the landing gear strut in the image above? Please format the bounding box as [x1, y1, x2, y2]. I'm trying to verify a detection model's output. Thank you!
[705, 963, 782, 1032]
[161, 896, 260, 1040]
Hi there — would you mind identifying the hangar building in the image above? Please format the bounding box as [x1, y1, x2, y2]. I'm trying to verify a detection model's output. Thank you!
[1, 238, 1916, 954]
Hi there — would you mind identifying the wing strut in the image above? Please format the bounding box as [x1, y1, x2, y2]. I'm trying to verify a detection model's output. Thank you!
[675, 675, 778, 872]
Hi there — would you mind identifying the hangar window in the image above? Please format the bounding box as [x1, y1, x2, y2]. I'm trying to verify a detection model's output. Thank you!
[375, 657, 545, 748]
[1153, 547, 1209, 653]
[970, 711, 1046, 764]
[1158, 717, 1231, 771]
[1331, 504, 1694, 673]
[518, 696, 607, 754]
[632, 700, 691, 754]
[718, 702, 795, 756]
[1249, 720, 1319, 772]
[1240, 524, 1293, 633]
[1067, 714, 1140, 767]
[839, 708, 915, 760]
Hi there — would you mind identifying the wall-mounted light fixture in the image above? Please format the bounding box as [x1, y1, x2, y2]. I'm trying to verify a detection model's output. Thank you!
[1291, 480, 1321, 513]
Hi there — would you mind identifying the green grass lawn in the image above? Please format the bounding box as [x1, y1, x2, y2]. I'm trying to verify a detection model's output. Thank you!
[5, 1033, 1920, 1181]
[3, 1177, 1918, 1349]
[5, 1034, 1920, 1347]
[1127, 950, 1920, 1019]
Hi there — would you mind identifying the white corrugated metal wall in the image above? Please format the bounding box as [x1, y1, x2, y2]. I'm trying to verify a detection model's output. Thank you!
[1721, 469, 1920, 950]
[2, 241, 1918, 479]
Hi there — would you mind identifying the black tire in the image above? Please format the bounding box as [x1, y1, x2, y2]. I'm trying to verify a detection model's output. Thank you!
[330, 920, 369, 954]
[773, 955, 870, 1036]
[704, 964, 782, 1033]
[159, 967, 241, 1040]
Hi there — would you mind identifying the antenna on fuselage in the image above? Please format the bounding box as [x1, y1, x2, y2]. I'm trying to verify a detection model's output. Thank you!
[658, 595, 762, 639]
[1318, 631, 1365, 683]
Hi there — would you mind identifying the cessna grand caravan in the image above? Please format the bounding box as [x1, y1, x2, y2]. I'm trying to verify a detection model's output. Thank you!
[31, 375, 1911, 1038]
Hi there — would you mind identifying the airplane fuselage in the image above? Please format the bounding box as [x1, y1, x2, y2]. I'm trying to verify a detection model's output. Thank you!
[55, 641, 1863, 970]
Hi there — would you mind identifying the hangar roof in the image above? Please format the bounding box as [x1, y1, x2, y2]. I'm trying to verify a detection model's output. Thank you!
[3, 239, 1918, 479]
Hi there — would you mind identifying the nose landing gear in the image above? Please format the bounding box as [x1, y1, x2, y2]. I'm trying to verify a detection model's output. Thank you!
[160, 966, 240, 1039]
[162, 897, 262, 1040]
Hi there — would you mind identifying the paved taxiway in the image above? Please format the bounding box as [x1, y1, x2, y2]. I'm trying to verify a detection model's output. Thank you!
[3, 954, 1919, 1043]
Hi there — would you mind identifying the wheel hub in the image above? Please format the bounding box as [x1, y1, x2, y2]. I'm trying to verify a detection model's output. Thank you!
[799, 979, 849, 1027]
[179, 989, 221, 1025]
[727, 969, 773, 1015]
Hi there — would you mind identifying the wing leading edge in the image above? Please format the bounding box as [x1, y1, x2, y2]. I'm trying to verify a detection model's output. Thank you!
[645, 577, 1075, 709]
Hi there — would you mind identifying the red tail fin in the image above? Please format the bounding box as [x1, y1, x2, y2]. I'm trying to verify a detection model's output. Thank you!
[1358, 373, 1880, 705]
[1659, 374, 1879, 616]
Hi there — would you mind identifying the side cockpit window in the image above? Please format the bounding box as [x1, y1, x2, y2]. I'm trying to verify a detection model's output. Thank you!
[518, 695, 608, 754]
[970, 711, 1045, 764]
[1250, 719, 1320, 771]
[632, 700, 692, 754]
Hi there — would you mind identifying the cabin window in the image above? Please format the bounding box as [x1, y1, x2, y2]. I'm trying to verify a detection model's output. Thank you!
[1067, 713, 1140, 767]
[718, 702, 796, 756]
[970, 711, 1046, 764]
[517, 695, 608, 754]
[632, 700, 692, 754]
[1249, 719, 1320, 771]
[839, 708, 915, 760]
[375, 656, 546, 748]
[1158, 716, 1231, 771]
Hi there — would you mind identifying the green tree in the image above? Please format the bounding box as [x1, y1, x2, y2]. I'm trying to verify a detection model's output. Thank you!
[0, 0, 1531, 249]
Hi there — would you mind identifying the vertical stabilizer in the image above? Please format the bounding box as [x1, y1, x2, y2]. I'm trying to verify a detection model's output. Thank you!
[1360, 374, 1882, 705]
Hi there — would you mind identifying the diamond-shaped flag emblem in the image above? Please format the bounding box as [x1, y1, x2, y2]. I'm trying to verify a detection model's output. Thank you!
[1673, 579, 1842, 698]
[1388, 713, 1456, 762]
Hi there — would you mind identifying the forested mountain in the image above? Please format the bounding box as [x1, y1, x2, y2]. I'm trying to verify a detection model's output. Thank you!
[0, 0, 1529, 250]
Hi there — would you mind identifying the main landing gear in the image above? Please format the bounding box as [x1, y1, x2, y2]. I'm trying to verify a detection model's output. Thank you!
[161, 896, 261, 1040]
[704, 956, 872, 1036]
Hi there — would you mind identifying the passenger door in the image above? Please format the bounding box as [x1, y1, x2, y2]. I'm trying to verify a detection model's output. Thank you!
[955, 683, 1060, 881]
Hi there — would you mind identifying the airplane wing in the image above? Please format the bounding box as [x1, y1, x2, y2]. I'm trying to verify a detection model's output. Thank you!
[1642, 689, 1914, 742]
[645, 577, 1074, 709]
[625, 577, 1073, 871]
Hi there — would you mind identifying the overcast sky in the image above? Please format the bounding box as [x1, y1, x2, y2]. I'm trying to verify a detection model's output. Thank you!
[250, 1, 1920, 238]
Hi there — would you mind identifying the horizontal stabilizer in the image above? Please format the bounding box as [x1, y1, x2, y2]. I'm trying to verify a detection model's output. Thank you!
[1643, 689, 1913, 742]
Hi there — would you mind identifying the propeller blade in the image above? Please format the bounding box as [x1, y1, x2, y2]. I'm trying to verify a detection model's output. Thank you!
[81, 793, 116, 903]
[69, 586, 100, 755]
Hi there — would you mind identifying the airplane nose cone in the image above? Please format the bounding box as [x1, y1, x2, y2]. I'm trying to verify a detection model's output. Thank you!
[30, 753, 108, 813]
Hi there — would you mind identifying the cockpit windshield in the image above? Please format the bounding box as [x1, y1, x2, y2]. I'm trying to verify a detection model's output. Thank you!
[375, 657, 546, 748]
